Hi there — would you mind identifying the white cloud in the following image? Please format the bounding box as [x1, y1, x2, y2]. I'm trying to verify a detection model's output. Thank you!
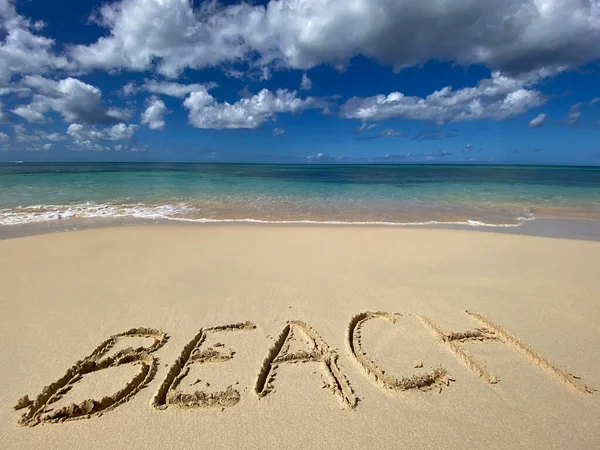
[0, 131, 9, 142]
[67, 123, 136, 143]
[13, 76, 131, 124]
[273, 127, 284, 136]
[107, 123, 137, 140]
[300, 73, 312, 91]
[70, 141, 145, 152]
[356, 123, 376, 133]
[32, 130, 68, 141]
[12, 101, 47, 123]
[258, 67, 271, 81]
[224, 68, 245, 79]
[70, 0, 600, 77]
[13, 124, 40, 143]
[9, 126, 65, 144]
[184, 88, 320, 129]
[9, 124, 64, 150]
[66, 124, 103, 142]
[591, 97, 600, 106]
[70, 0, 260, 77]
[567, 102, 582, 126]
[121, 81, 137, 96]
[0, 0, 72, 83]
[128, 80, 219, 99]
[0, 84, 29, 96]
[529, 113, 547, 128]
[378, 128, 403, 137]
[340, 72, 546, 124]
[141, 96, 168, 130]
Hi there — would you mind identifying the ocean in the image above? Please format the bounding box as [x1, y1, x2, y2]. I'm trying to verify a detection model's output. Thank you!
[1, 163, 599, 228]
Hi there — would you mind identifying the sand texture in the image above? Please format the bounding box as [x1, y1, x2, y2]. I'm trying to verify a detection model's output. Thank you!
[0, 225, 599, 449]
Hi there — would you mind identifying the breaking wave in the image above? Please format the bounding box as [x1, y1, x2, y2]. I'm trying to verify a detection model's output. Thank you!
[0, 202, 535, 228]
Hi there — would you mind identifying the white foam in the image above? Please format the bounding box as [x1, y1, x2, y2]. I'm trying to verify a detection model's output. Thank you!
[0, 202, 530, 228]
[168, 217, 524, 228]
[0, 203, 193, 226]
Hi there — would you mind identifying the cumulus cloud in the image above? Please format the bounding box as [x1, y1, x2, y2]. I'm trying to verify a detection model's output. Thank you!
[184, 87, 320, 129]
[107, 123, 137, 140]
[13, 124, 40, 143]
[591, 97, 600, 105]
[272, 127, 284, 136]
[9, 124, 66, 150]
[67, 123, 136, 143]
[0, 0, 71, 83]
[257, 67, 271, 81]
[0, 131, 9, 142]
[225, 68, 244, 79]
[126, 80, 219, 99]
[69, 0, 256, 77]
[38, 131, 67, 141]
[340, 72, 546, 124]
[529, 113, 547, 127]
[307, 152, 326, 160]
[0, 83, 29, 96]
[12, 102, 47, 123]
[121, 81, 137, 96]
[300, 73, 312, 91]
[70, 0, 600, 77]
[13, 76, 131, 124]
[141, 96, 168, 130]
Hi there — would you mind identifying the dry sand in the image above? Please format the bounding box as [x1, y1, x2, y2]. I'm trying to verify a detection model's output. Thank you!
[0, 225, 599, 449]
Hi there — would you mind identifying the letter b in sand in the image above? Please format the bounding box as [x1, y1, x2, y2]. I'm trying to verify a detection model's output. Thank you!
[16, 328, 169, 426]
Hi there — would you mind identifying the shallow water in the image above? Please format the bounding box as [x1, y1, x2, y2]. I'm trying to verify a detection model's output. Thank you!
[1, 163, 599, 227]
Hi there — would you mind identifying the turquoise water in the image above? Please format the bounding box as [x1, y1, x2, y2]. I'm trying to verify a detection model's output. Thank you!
[1, 163, 599, 226]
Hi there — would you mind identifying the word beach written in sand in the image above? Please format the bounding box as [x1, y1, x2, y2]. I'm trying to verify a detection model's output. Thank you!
[14, 311, 595, 426]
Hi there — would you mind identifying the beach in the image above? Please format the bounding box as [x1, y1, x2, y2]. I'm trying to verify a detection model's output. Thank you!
[1, 225, 599, 449]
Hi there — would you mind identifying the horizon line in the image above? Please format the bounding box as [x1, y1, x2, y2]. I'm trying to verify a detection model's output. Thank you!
[1, 161, 599, 169]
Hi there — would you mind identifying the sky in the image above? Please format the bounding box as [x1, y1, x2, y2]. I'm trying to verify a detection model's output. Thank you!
[0, 0, 599, 165]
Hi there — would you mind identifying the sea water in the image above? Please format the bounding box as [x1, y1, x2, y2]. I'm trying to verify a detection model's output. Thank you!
[1, 163, 599, 228]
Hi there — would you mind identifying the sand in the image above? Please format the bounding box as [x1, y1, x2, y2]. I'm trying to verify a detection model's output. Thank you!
[0, 225, 599, 449]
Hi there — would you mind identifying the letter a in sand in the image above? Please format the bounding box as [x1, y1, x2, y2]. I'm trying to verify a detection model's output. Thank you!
[254, 320, 356, 409]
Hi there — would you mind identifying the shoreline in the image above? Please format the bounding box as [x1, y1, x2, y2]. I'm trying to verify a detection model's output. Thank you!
[1, 215, 599, 241]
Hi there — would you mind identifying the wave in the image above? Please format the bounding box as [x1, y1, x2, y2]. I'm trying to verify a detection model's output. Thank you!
[167, 217, 526, 228]
[0, 203, 194, 225]
[0, 202, 535, 228]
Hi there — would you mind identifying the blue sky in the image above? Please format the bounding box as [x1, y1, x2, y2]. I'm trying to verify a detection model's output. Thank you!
[0, 0, 599, 164]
